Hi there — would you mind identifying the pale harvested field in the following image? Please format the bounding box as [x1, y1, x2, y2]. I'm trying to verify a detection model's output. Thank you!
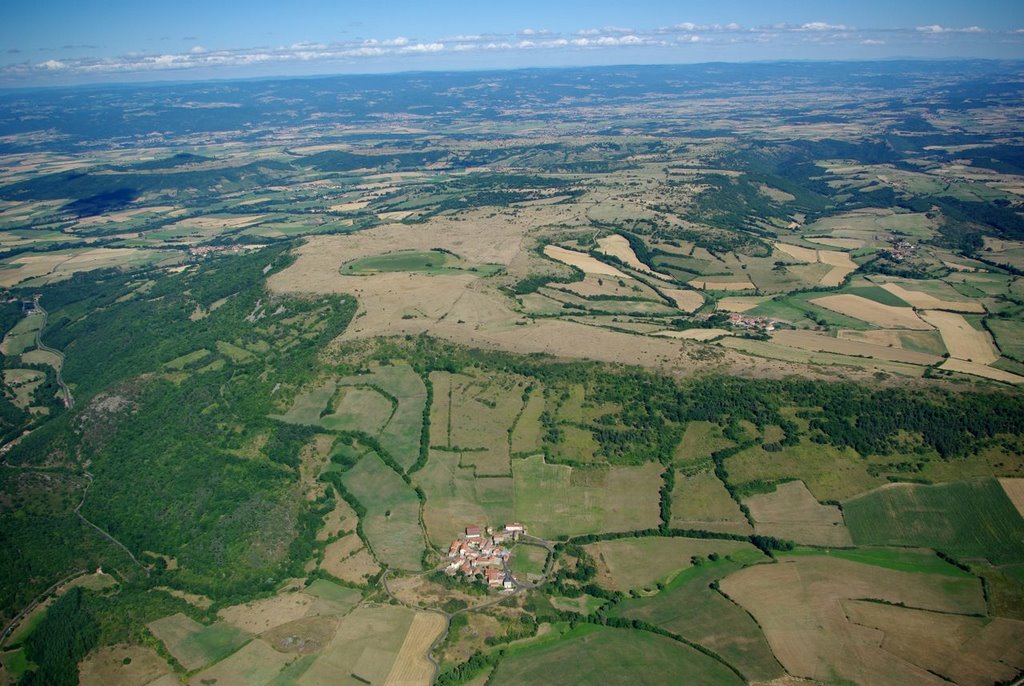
[74, 205, 176, 228]
[774, 243, 818, 263]
[330, 200, 370, 212]
[544, 244, 626, 277]
[919, 311, 999, 363]
[322, 533, 365, 574]
[744, 481, 853, 547]
[0, 248, 163, 287]
[155, 586, 211, 610]
[819, 266, 855, 287]
[654, 328, 731, 341]
[689, 278, 755, 291]
[174, 214, 265, 229]
[940, 358, 1024, 384]
[843, 600, 1024, 686]
[317, 492, 358, 541]
[219, 593, 314, 634]
[383, 612, 446, 686]
[807, 237, 865, 249]
[79, 645, 172, 686]
[326, 547, 381, 585]
[721, 556, 987, 686]
[268, 215, 877, 382]
[878, 283, 985, 313]
[187, 639, 289, 686]
[586, 537, 757, 592]
[818, 250, 857, 269]
[596, 234, 672, 279]
[771, 330, 941, 366]
[811, 294, 931, 329]
[659, 287, 704, 312]
[999, 478, 1024, 518]
[299, 605, 414, 686]
[557, 274, 659, 300]
[717, 296, 770, 312]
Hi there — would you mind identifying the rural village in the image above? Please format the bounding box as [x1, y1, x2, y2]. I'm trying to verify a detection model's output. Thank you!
[446, 523, 528, 590]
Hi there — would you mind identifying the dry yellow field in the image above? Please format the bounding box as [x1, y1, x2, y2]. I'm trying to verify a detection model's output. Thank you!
[774, 243, 818, 262]
[218, 593, 315, 633]
[543, 244, 627, 277]
[330, 200, 371, 211]
[940, 359, 1024, 384]
[653, 328, 731, 341]
[999, 478, 1024, 518]
[658, 287, 704, 312]
[174, 214, 265, 229]
[807, 237, 865, 249]
[743, 480, 853, 547]
[715, 296, 769, 313]
[878, 283, 985, 313]
[721, 556, 987, 686]
[811, 294, 931, 330]
[919, 311, 999, 363]
[382, 612, 446, 686]
[325, 547, 381, 585]
[818, 250, 857, 269]
[689, 278, 755, 291]
[596, 234, 672, 279]
[819, 266, 855, 287]
[79, 645, 173, 686]
[771, 330, 941, 366]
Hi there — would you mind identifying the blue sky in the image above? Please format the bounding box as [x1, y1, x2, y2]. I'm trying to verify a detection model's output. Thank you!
[2, 0, 1023, 85]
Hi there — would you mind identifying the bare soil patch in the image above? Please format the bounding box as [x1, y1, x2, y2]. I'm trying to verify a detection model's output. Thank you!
[717, 296, 770, 313]
[843, 600, 1024, 686]
[940, 359, 1024, 384]
[811, 294, 931, 329]
[721, 556, 987, 686]
[383, 612, 446, 686]
[79, 645, 172, 686]
[744, 480, 852, 546]
[218, 593, 315, 634]
[596, 234, 672, 279]
[653, 328, 731, 341]
[919, 311, 999, 363]
[771, 330, 940, 366]
[878, 283, 985, 313]
[544, 245, 626, 277]
[999, 478, 1024, 518]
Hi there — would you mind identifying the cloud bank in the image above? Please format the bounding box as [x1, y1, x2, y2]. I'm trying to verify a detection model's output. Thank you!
[3, 20, 1021, 83]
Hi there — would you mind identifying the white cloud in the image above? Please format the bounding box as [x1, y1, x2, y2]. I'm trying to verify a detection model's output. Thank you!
[917, 24, 986, 33]
[861, 39, 885, 45]
[800, 22, 849, 31]
[39, 59, 66, 70]
[400, 42, 444, 53]
[190, 45, 207, 53]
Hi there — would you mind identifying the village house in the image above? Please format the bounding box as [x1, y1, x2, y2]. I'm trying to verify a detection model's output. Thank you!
[445, 523, 526, 591]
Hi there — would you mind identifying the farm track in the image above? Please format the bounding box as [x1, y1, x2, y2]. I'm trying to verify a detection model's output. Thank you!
[0, 569, 87, 649]
[75, 470, 148, 573]
[32, 298, 73, 410]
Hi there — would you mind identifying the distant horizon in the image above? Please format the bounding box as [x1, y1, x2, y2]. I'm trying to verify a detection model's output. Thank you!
[3, 0, 1022, 87]
[1, 55, 1022, 94]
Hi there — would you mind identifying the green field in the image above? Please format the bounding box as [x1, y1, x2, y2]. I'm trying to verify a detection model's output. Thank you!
[1, 315, 42, 355]
[843, 478, 1024, 564]
[341, 452, 425, 570]
[674, 421, 734, 466]
[415, 449, 514, 544]
[988, 319, 1024, 360]
[509, 544, 548, 578]
[588, 537, 760, 592]
[670, 469, 750, 535]
[611, 554, 782, 683]
[512, 455, 661, 538]
[341, 250, 501, 276]
[725, 440, 884, 502]
[146, 613, 251, 671]
[490, 623, 743, 686]
[320, 386, 393, 433]
[304, 579, 363, 614]
[777, 547, 976, 577]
